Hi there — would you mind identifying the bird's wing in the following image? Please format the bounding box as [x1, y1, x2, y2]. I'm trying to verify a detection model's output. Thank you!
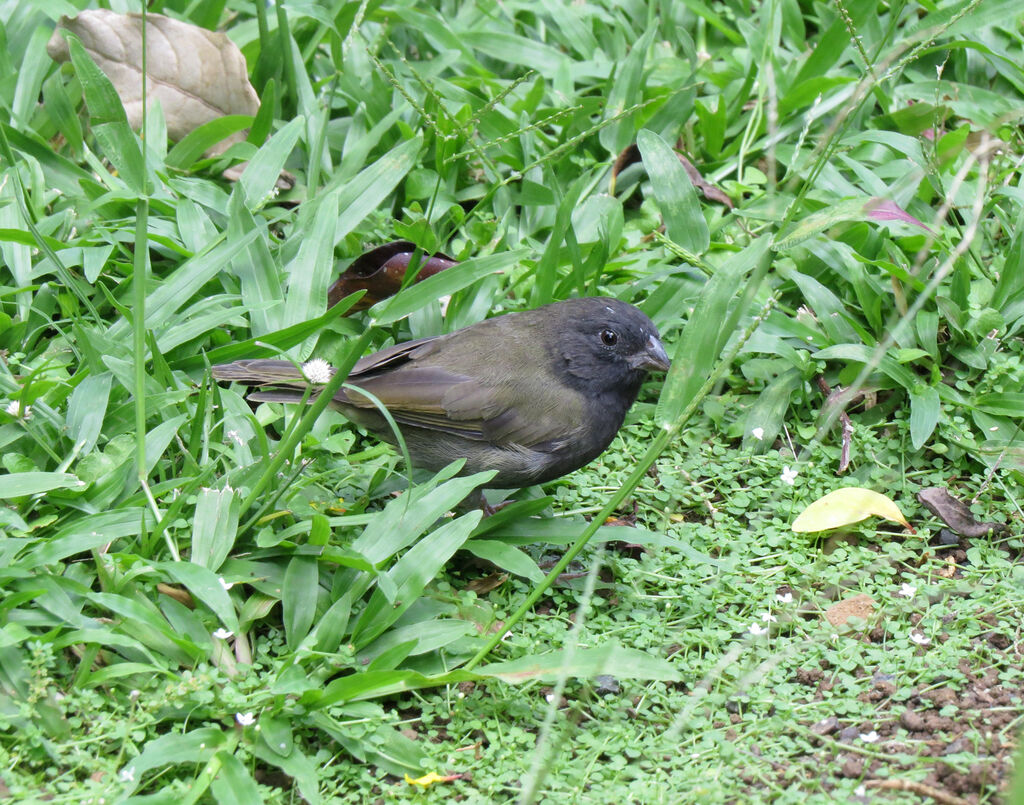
[342, 323, 589, 449]
[343, 365, 586, 449]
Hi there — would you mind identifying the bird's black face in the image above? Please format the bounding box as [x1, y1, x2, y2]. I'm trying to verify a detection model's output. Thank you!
[554, 299, 671, 396]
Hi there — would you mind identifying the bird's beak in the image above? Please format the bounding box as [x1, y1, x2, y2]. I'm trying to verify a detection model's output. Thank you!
[632, 334, 671, 372]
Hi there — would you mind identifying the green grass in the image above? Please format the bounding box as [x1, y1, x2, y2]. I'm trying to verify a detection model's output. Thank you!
[1, 0, 1023, 802]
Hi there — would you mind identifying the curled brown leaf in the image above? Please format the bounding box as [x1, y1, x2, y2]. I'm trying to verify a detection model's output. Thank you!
[328, 241, 458, 311]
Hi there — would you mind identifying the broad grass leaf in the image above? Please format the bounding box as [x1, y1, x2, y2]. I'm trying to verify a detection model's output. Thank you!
[655, 237, 771, 426]
[309, 592, 352, 653]
[118, 727, 225, 795]
[282, 555, 319, 649]
[462, 540, 544, 582]
[166, 115, 255, 170]
[281, 187, 339, 331]
[774, 197, 929, 251]
[140, 414, 187, 476]
[48, 10, 258, 152]
[309, 712, 429, 777]
[972, 392, 1024, 417]
[600, 28, 656, 155]
[238, 116, 303, 211]
[351, 510, 482, 648]
[0, 472, 83, 498]
[175, 286, 360, 371]
[12, 26, 52, 128]
[908, 385, 940, 449]
[813, 344, 919, 389]
[351, 469, 494, 566]
[63, 36, 146, 192]
[89, 592, 201, 665]
[457, 31, 566, 77]
[478, 641, 681, 683]
[360, 620, 476, 666]
[373, 251, 524, 326]
[160, 561, 239, 634]
[25, 509, 147, 566]
[210, 751, 263, 805]
[743, 368, 802, 453]
[636, 128, 709, 254]
[250, 740, 321, 805]
[792, 488, 911, 533]
[332, 134, 424, 241]
[106, 229, 259, 342]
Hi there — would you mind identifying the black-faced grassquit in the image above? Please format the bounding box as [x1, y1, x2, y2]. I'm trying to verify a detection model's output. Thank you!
[212, 297, 670, 488]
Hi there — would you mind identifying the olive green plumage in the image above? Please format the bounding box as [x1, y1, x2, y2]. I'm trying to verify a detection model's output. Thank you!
[212, 297, 670, 488]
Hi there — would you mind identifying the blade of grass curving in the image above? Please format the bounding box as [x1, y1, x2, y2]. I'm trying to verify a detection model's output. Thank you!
[465, 244, 774, 669]
[0, 126, 100, 324]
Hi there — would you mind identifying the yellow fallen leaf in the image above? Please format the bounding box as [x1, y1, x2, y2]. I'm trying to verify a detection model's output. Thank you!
[792, 487, 912, 533]
[405, 771, 458, 788]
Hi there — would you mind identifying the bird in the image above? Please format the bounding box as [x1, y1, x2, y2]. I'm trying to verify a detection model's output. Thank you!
[212, 297, 670, 490]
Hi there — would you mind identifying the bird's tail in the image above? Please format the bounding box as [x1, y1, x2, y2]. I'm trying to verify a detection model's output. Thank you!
[212, 359, 325, 405]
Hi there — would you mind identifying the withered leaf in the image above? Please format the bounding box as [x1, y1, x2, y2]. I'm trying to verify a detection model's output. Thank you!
[47, 10, 258, 157]
[465, 572, 508, 595]
[916, 488, 1009, 538]
[823, 593, 875, 629]
[610, 143, 733, 208]
[329, 241, 458, 311]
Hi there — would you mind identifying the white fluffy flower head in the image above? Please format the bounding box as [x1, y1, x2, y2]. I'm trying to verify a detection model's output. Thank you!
[303, 358, 333, 384]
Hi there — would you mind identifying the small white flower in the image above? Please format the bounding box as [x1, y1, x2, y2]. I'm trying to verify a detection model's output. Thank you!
[760, 612, 777, 623]
[302, 358, 333, 384]
[5, 400, 30, 419]
[898, 583, 916, 599]
[218, 577, 234, 591]
[910, 630, 931, 646]
[545, 693, 557, 703]
[776, 592, 793, 604]
[119, 766, 135, 782]
[860, 730, 880, 743]
[235, 712, 256, 726]
[748, 622, 768, 636]
[212, 628, 233, 640]
[129, 689, 140, 701]
[781, 465, 798, 485]
[751, 427, 764, 440]
[855, 784, 866, 797]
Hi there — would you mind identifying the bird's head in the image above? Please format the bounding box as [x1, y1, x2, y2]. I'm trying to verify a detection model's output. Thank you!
[550, 298, 670, 396]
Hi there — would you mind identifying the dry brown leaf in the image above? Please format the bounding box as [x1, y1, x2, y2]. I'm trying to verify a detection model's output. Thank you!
[156, 582, 194, 608]
[916, 487, 1009, 538]
[823, 593, 875, 628]
[328, 241, 458, 311]
[464, 572, 508, 595]
[47, 10, 258, 156]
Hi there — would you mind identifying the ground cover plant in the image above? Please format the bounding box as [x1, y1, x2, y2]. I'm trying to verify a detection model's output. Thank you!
[0, 0, 1022, 801]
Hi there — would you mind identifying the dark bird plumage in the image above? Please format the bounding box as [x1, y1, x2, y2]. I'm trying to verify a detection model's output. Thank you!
[212, 297, 670, 488]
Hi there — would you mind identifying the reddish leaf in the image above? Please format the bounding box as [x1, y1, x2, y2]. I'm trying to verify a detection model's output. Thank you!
[328, 241, 457, 311]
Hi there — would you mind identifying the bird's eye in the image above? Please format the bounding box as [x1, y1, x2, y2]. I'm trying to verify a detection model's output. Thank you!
[600, 329, 618, 346]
